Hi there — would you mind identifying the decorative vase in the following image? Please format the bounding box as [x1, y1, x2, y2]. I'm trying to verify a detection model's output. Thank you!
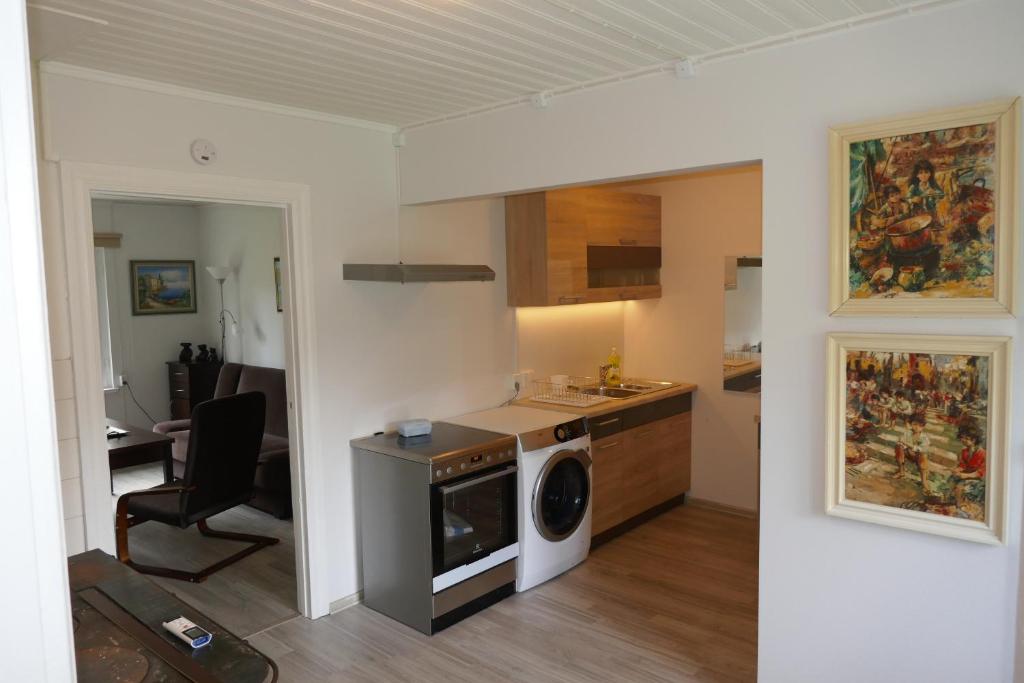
[209, 347, 219, 364]
[178, 342, 193, 363]
[196, 344, 210, 363]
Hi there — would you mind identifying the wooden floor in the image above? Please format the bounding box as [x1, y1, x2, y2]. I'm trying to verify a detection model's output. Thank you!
[112, 464, 300, 638]
[249, 504, 758, 683]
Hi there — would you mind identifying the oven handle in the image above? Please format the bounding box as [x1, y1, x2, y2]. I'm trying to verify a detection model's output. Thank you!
[439, 465, 517, 494]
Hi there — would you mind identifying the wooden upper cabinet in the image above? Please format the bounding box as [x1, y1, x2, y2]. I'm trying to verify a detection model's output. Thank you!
[505, 187, 662, 307]
[584, 189, 661, 247]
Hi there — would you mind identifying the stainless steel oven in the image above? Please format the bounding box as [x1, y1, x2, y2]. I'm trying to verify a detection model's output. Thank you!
[352, 422, 520, 635]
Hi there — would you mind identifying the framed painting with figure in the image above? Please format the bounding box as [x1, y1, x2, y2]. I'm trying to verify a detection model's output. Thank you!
[130, 260, 197, 315]
[829, 98, 1019, 316]
[826, 333, 1010, 544]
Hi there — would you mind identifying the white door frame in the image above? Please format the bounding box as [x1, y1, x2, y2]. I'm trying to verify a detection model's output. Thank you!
[59, 161, 329, 618]
[0, 3, 77, 679]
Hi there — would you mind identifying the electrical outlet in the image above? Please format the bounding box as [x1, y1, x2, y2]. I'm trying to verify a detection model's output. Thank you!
[118, 374, 129, 386]
[511, 369, 534, 396]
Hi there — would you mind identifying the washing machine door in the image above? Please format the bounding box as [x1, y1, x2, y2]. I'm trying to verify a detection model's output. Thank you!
[532, 449, 591, 542]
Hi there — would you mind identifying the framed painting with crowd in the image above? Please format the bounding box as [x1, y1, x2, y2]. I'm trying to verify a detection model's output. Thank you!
[826, 333, 1010, 544]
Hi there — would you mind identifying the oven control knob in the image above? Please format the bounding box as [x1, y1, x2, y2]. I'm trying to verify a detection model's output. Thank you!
[446, 466, 453, 474]
[555, 426, 567, 442]
[435, 470, 441, 478]
[486, 455, 492, 462]
[460, 463, 467, 470]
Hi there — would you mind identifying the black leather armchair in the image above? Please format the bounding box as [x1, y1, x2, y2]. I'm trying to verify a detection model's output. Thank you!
[116, 392, 278, 583]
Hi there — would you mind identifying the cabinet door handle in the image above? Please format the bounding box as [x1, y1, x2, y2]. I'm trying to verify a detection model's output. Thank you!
[619, 239, 638, 246]
[637, 429, 656, 439]
[597, 441, 620, 450]
[174, 389, 185, 394]
[172, 372, 185, 376]
[557, 296, 583, 305]
[595, 417, 620, 427]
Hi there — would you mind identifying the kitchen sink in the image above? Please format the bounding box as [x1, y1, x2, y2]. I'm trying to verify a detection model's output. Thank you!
[580, 386, 643, 399]
[577, 379, 675, 400]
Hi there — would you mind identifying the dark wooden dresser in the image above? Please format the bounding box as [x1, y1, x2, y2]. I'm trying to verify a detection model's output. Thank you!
[166, 362, 223, 419]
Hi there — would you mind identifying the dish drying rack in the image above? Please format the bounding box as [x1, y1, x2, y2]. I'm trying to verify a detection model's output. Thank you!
[531, 376, 607, 408]
[724, 345, 761, 367]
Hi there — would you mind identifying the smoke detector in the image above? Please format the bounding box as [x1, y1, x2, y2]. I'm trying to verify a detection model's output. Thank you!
[190, 139, 217, 165]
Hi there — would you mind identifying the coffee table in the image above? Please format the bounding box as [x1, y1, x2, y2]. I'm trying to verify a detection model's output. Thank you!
[107, 418, 174, 488]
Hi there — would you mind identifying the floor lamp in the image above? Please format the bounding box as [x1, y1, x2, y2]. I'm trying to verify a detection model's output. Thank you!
[206, 266, 238, 362]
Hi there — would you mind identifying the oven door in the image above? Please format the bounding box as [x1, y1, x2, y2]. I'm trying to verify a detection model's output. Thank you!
[430, 463, 517, 591]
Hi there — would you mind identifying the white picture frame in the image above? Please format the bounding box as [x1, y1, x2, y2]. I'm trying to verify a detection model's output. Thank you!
[826, 333, 1011, 544]
[829, 98, 1019, 317]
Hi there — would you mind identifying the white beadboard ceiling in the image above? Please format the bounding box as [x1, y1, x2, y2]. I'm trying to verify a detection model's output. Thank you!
[30, 0, 959, 129]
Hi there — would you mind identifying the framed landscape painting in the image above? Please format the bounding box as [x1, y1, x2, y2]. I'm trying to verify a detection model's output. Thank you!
[829, 98, 1019, 316]
[826, 333, 1010, 544]
[130, 260, 197, 315]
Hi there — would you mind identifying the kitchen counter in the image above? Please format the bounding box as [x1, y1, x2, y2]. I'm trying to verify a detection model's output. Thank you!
[514, 381, 697, 418]
[723, 359, 760, 380]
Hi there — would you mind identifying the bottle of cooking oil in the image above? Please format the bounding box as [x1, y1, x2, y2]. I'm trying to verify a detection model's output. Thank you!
[607, 346, 621, 386]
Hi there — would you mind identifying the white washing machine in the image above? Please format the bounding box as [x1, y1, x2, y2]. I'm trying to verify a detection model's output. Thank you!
[447, 406, 592, 592]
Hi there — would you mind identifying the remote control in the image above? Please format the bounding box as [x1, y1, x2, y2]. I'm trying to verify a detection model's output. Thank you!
[162, 616, 213, 649]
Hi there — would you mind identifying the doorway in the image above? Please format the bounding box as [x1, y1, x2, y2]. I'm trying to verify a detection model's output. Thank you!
[93, 194, 298, 635]
[59, 162, 328, 619]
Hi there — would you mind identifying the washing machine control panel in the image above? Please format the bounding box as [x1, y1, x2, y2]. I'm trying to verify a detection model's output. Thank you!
[554, 417, 589, 443]
[520, 417, 589, 451]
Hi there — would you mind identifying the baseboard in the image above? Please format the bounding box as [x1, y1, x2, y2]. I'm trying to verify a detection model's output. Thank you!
[329, 591, 363, 614]
[591, 493, 687, 549]
[687, 497, 758, 519]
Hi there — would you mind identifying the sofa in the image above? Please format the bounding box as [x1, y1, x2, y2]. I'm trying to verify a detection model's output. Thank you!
[154, 363, 292, 519]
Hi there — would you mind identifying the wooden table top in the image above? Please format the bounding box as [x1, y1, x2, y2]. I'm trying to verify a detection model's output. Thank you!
[107, 418, 173, 453]
[69, 549, 275, 682]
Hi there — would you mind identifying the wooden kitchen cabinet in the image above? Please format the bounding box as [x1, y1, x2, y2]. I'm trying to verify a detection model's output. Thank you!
[591, 434, 625, 535]
[589, 398, 692, 541]
[654, 412, 691, 504]
[584, 189, 660, 247]
[622, 424, 662, 520]
[505, 187, 661, 307]
[505, 189, 587, 306]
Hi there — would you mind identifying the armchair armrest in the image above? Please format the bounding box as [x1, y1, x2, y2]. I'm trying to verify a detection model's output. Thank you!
[115, 484, 196, 563]
[153, 418, 191, 435]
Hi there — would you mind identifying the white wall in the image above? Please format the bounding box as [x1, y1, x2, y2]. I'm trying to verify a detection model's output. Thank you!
[37, 70, 515, 608]
[619, 167, 762, 512]
[398, 2, 1024, 680]
[516, 302, 625, 383]
[197, 203, 285, 368]
[0, 3, 75, 677]
[725, 266, 762, 350]
[92, 199, 209, 424]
